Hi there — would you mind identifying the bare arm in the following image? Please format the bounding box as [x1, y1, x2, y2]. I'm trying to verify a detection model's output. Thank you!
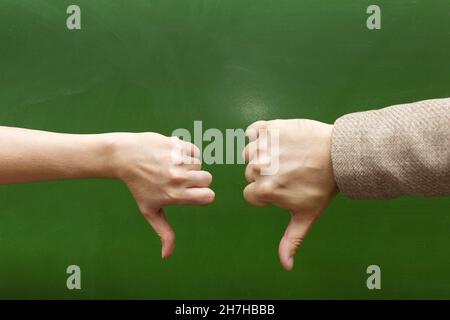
[0, 126, 214, 259]
[0, 126, 115, 184]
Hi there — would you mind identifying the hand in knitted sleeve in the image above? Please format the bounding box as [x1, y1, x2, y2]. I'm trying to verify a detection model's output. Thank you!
[242, 97, 450, 270]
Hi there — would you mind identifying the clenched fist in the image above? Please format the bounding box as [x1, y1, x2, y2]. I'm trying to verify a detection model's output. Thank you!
[110, 132, 215, 259]
[243, 120, 337, 270]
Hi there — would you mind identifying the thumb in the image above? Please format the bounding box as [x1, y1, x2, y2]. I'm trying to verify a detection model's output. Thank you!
[141, 207, 176, 260]
[278, 211, 316, 271]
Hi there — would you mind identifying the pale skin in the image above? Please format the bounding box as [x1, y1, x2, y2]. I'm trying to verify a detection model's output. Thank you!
[0, 126, 215, 259]
[243, 119, 337, 271]
[1, 122, 335, 271]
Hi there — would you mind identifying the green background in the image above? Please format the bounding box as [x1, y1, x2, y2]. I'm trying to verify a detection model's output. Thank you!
[0, 0, 449, 299]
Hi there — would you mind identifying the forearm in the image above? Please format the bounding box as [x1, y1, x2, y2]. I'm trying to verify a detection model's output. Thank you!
[331, 98, 450, 199]
[0, 126, 116, 184]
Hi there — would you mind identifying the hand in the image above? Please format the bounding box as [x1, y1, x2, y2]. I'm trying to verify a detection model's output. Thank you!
[243, 119, 337, 270]
[110, 132, 215, 259]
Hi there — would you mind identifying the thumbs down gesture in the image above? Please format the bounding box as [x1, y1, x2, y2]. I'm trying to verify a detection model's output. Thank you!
[112, 132, 215, 260]
[243, 119, 338, 270]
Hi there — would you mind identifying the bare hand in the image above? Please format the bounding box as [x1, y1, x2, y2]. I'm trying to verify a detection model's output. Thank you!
[111, 132, 215, 259]
[243, 120, 337, 270]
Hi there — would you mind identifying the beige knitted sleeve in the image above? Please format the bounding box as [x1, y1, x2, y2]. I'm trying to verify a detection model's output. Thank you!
[331, 98, 450, 200]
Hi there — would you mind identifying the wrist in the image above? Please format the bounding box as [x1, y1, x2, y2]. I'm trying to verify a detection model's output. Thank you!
[324, 124, 338, 195]
[95, 132, 128, 180]
[101, 132, 142, 182]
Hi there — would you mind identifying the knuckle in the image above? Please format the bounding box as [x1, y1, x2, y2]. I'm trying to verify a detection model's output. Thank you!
[183, 156, 201, 168]
[256, 180, 276, 197]
[144, 132, 161, 141]
[247, 164, 260, 180]
[245, 126, 255, 136]
[191, 144, 201, 156]
[166, 188, 182, 201]
[167, 168, 186, 183]
[269, 119, 282, 127]
[245, 143, 257, 161]
[243, 193, 255, 205]
[288, 237, 303, 250]
[160, 231, 175, 243]
[255, 141, 267, 153]
[248, 120, 263, 130]
[254, 158, 270, 169]
[243, 186, 262, 206]
[245, 169, 253, 182]
[169, 150, 183, 164]
[242, 146, 248, 161]
[191, 157, 201, 165]
[243, 187, 252, 202]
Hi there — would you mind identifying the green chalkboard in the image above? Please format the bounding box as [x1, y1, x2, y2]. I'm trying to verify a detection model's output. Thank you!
[0, 0, 449, 299]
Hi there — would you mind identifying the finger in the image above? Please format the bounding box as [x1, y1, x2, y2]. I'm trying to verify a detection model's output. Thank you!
[180, 141, 201, 158]
[170, 137, 185, 164]
[245, 158, 272, 187]
[257, 127, 269, 157]
[141, 208, 176, 260]
[185, 170, 213, 188]
[177, 187, 215, 205]
[251, 156, 272, 171]
[246, 120, 267, 141]
[245, 164, 258, 183]
[243, 141, 258, 164]
[180, 156, 202, 170]
[243, 183, 267, 206]
[278, 211, 317, 271]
